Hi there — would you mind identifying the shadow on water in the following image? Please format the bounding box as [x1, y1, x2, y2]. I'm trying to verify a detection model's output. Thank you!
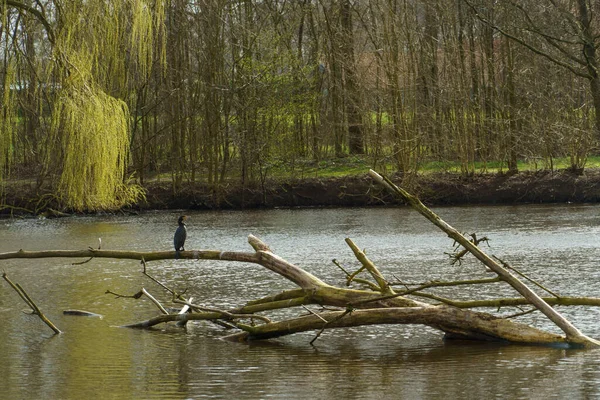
[1, 204, 600, 398]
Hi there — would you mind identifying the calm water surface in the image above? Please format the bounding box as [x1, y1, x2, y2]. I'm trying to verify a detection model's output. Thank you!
[1, 204, 600, 399]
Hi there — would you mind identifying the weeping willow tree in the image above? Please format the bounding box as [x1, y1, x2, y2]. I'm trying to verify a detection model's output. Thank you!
[3, 0, 166, 211]
[49, 80, 139, 211]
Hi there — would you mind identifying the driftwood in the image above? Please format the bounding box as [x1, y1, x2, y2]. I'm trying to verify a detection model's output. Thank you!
[2, 272, 62, 334]
[1, 173, 599, 348]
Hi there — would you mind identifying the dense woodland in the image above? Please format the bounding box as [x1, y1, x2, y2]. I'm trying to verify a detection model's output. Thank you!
[1, 0, 600, 210]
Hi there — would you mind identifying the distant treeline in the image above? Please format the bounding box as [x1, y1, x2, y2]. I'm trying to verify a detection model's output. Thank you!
[1, 0, 599, 210]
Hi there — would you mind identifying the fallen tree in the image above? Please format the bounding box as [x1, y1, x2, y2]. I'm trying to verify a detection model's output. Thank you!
[1, 172, 599, 348]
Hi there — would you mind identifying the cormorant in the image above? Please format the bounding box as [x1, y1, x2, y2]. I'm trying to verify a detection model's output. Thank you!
[174, 215, 187, 255]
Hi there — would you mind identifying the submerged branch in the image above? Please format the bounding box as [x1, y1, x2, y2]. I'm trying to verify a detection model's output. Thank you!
[122, 308, 273, 329]
[2, 272, 61, 334]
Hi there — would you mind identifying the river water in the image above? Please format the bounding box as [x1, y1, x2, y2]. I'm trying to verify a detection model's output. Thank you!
[1, 204, 600, 399]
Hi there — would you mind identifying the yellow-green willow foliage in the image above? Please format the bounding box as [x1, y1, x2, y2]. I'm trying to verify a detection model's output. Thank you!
[50, 83, 139, 211]
[1, 5, 15, 188]
[43, 0, 166, 210]
[131, 0, 166, 78]
[0, 61, 16, 186]
[55, 0, 166, 88]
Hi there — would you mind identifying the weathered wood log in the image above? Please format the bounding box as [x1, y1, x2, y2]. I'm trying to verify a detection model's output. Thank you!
[224, 306, 568, 345]
[0, 248, 254, 263]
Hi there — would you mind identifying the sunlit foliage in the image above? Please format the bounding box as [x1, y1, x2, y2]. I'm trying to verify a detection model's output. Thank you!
[40, 0, 165, 210]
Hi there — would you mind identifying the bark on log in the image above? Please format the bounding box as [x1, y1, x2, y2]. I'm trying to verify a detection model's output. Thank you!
[224, 306, 567, 345]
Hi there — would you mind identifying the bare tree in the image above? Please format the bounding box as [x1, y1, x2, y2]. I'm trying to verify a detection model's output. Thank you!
[465, 0, 600, 159]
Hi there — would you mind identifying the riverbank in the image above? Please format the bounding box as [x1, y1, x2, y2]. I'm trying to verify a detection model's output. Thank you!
[2, 169, 600, 215]
[140, 169, 600, 210]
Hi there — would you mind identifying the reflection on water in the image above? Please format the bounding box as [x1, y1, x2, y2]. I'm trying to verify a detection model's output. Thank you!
[1, 204, 600, 399]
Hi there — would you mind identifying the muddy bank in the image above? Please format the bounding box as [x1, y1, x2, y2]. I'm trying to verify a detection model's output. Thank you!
[141, 169, 600, 210]
[2, 169, 600, 215]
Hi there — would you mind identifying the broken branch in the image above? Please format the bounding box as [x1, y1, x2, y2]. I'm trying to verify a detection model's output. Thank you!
[2, 272, 61, 334]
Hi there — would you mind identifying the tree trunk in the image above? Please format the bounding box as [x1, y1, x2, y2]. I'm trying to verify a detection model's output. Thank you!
[340, 0, 363, 155]
[576, 0, 600, 142]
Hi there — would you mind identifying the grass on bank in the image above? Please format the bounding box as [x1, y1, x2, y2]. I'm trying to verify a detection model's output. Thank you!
[260, 155, 600, 180]
[135, 154, 600, 185]
[5, 155, 600, 190]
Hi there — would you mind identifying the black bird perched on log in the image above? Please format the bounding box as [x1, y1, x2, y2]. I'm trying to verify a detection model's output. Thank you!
[174, 215, 187, 256]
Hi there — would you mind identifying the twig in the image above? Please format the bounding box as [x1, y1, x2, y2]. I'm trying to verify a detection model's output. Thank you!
[105, 289, 144, 299]
[141, 258, 189, 300]
[310, 308, 353, 345]
[333, 259, 381, 290]
[107, 286, 168, 316]
[496, 257, 561, 298]
[390, 275, 415, 294]
[3, 272, 35, 308]
[346, 265, 367, 285]
[141, 258, 176, 295]
[73, 239, 102, 265]
[504, 308, 538, 319]
[446, 234, 490, 265]
[332, 258, 351, 276]
[302, 305, 328, 323]
[72, 256, 94, 265]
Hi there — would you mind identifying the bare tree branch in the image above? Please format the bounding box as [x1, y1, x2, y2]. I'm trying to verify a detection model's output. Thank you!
[462, 0, 592, 78]
[3, 0, 55, 45]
